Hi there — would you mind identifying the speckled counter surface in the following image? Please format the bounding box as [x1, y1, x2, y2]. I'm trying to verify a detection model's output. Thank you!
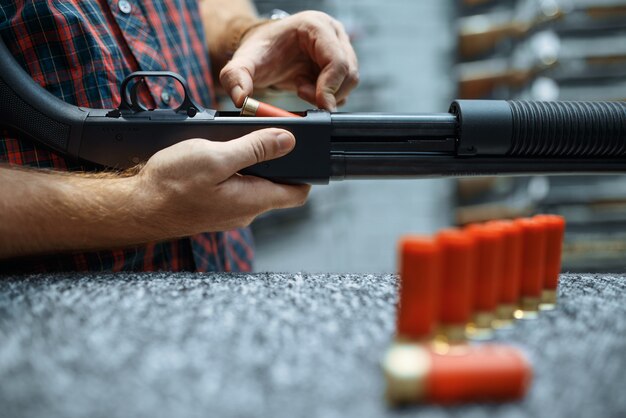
[0, 273, 625, 418]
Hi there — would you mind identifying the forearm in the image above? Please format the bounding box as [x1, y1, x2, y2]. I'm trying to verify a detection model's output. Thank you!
[0, 165, 162, 259]
[199, 0, 262, 74]
[0, 128, 308, 261]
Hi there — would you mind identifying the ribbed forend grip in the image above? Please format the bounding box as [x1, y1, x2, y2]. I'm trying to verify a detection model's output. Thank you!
[508, 101, 626, 157]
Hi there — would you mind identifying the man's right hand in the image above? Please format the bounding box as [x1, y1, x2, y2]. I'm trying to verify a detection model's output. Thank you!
[0, 128, 309, 259]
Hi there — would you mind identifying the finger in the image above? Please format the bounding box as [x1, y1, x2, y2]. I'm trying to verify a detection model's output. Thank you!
[336, 72, 359, 105]
[332, 18, 360, 76]
[325, 21, 359, 105]
[333, 19, 359, 71]
[228, 175, 312, 212]
[313, 50, 345, 110]
[219, 57, 256, 108]
[299, 18, 357, 110]
[296, 18, 349, 111]
[297, 84, 316, 105]
[315, 61, 347, 111]
[313, 41, 358, 110]
[216, 128, 296, 178]
[296, 76, 317, 105]
[332, 71, 359, 105]
[316, 55, 358, 109]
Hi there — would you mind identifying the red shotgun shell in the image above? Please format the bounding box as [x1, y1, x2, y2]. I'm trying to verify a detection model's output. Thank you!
[533, 214, 566, 308]
[241, 96, 301, 118]
[397, 236, 441, 340]
[464, 224, 504, 332]
[426, 344, 532, 404]
[383, 343, 532, 405]
[435, 229, 476, 342]
[485, 220, 524, 321]
[514, 218, 547, 314]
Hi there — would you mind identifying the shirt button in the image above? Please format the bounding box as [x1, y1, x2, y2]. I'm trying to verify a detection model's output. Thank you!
[161, 91, 171, 105]
[118, 0, 132, 14]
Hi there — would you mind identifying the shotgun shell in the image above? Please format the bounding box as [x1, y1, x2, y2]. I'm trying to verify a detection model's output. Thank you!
[464, 224, 504, 338]
[533, 214, 566, 310]
[383, 342, 532, 405]
[485, 220, 524, 326]
[514, 218, 547, 318]
[240, 96, 301, 118]
[396, 237, 441, 341]
[435, 229, 476, 344]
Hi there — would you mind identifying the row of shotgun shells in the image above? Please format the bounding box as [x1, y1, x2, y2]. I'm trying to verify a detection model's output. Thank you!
[397, 214, 566, 341]
[383, 214, 565, 406]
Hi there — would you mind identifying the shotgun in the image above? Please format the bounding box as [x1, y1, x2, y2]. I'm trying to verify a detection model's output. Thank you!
[0, 36, 625, 184]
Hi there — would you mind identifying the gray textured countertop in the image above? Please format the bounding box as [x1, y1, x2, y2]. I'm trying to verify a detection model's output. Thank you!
[1, 273, 625, 418]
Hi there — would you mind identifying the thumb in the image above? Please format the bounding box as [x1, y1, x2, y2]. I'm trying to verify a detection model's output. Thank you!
[219, 59, 255, 108]
[219, 128, 296, 176]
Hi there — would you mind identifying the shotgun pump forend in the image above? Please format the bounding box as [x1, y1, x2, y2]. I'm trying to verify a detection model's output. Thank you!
[0, 36, 625, 184]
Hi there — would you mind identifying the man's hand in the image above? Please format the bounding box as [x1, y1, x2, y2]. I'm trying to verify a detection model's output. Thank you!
[0, 129, 309, 259]
[219, 11, 359, 111]
[136, 128, 309, 236]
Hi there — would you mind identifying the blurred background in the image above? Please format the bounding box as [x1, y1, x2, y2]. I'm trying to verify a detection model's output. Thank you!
[234, 0, 626, 273]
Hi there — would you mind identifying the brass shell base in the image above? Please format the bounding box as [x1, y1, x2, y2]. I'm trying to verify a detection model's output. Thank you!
[383, 343, 430, 405]
[515, 297, 540, 319]
[466, 311, 495, 340]
[539, 289, 558, 311]
[493, 304, 517, 329]
[436, 324, 467, 345]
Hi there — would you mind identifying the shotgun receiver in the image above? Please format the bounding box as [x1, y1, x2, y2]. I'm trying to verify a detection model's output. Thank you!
[1, 36, 625, 184]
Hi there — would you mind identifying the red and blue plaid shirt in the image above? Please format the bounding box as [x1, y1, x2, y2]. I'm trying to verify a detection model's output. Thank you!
[0, 0, 254, 272]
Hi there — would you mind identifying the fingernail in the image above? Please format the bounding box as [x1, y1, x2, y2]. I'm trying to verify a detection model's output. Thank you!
[277, 132, 295, 153]
[232, 85, 244, 105]
[326, 95, 337, 112]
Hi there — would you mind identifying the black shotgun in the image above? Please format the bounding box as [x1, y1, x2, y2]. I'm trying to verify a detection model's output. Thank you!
[1, 36, 625, 184]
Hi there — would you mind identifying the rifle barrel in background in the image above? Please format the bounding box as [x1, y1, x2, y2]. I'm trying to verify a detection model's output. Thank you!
[457, 27, 626, 98]
[458, 0, 626, 60]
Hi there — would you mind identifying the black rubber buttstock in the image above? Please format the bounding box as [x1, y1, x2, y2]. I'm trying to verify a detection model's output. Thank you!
[0, 36, 86, 154]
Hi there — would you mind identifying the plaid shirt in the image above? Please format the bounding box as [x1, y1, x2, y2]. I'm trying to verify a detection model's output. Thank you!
[0, 0, 254, 272]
